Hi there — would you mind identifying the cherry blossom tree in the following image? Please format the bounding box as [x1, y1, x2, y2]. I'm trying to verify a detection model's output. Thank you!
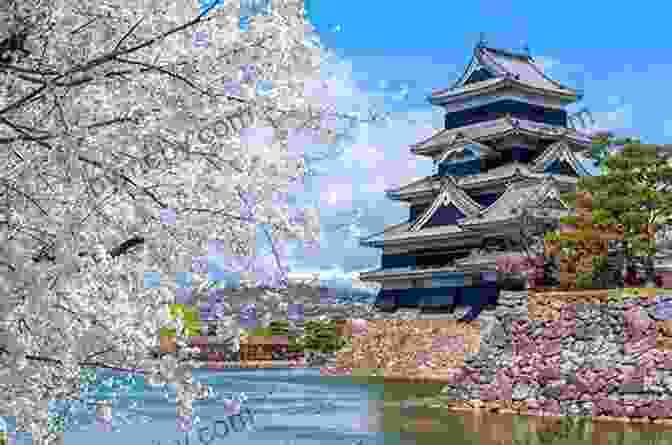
[0, 0, 385, 442]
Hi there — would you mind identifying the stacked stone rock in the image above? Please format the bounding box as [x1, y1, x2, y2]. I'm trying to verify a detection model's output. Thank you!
[470, 290, 672, 421]
[332, 318, 482, 382]
[328, 288, 672, 423]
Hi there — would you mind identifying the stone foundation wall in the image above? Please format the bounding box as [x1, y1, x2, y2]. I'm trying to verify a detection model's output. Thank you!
[333, 289, 672, 422]
[333, 318, 481, 381]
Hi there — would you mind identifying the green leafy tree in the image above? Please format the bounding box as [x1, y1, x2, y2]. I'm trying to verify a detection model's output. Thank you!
[561, 135, 672, 286]
[269, 320, 290, 337]
[303, 319, 345, 354]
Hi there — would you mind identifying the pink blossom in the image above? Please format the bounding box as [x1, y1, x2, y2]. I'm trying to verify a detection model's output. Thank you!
[223, 399, 241, 417]
[176, 415, 192, 432]
[96, 417, 113, 433]
[160, 207, 177, 225]
[240, 126, 275, 149]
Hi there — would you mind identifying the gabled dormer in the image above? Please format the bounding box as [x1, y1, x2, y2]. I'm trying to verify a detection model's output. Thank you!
[457, 176, 572, 230]
[530, 139, 592, 177]
[435, 138, 501, 177]
[543, 159, 579, 176]
[408, 202, 431, 223]
[463, 67, 495, 86]
[411, 177, 482, 231]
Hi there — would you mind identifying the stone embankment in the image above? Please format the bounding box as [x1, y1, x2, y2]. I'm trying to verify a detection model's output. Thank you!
[330, 289, 672, 424]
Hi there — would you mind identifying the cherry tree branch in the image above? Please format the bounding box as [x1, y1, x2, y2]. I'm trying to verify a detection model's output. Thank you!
[31, 235, 145, 263]
[113, 56, 248, 103]
[112, 17, 145, 53]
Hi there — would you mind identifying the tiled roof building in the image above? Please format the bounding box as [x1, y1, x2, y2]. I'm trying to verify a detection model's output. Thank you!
[358, 41, 599, 315]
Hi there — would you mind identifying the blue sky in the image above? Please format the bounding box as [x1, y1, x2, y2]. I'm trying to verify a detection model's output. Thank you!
[215, 0, 672, 287]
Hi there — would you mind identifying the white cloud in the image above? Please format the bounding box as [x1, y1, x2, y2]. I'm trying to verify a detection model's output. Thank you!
[280, 45, 441, 280]
[320, 180, 354, 207]
[535, 55, 632, 136]
[347, 142, 386, 165]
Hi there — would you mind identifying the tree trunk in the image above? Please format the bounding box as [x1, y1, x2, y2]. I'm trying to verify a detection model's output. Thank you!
[607, 245, 625, 288]
[643, 255, 658, 287]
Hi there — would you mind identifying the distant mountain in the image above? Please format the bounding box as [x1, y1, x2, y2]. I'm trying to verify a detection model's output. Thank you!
[316, 275, 380, 303]
[197, 274, 380, 306]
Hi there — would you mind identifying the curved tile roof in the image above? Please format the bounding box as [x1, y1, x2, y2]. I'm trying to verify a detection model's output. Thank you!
[430, 44, 580, 101]
[457, 177, 568, 227]
[457, 161, 580, 188]
[410, 177, 482, 232]
[480, 47, 577, 93]
[436, 139, 501, 165]
[358, 221, 470, 248]
[530, 139, 593, 176]
[358, 221, 411, 246]
[386, 156, 583, 201]
[410, 116, 592, 155]
[385, 175, 440, 198]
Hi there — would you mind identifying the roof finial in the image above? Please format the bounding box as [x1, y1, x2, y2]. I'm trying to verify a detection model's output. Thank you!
[478, 32, 487, 48]
[522, 41, 531, 57]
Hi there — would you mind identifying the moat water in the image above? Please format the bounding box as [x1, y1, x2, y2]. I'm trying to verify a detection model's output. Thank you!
[7, 367, 670, 445]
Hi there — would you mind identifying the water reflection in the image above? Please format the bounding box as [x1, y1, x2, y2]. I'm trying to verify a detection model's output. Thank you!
[376, 403, 672, 445]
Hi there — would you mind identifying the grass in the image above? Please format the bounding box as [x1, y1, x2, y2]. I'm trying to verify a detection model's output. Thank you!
[606, 288, 672, 304]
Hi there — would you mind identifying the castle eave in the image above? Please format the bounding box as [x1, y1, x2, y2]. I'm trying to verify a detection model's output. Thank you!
[359, 224, 477, 248]
[429, 77, 579, 106]
[410, 118, 592, 157]
[358, 265, 488, 284]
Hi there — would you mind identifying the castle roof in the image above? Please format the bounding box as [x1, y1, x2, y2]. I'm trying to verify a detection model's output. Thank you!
[457, 161, 580, 188]
[386, 160, 581, 202]
[435, 138, 502, 164]
[410, 176, 482, 231]
[410, 115, 592, 157]
[361, 176, 572, 248]
[358, 221, 467, 247]
[429, 45, 581, 104]
[529, 139, 593, 176]
[457, 176, 570, 228]
[385, 175, 441, 200]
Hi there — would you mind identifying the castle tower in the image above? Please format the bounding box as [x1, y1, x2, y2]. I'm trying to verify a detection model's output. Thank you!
[358, 41, 597, 313]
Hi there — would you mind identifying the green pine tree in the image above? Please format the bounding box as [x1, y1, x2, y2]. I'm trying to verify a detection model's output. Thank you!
[562, 136, 672, 286]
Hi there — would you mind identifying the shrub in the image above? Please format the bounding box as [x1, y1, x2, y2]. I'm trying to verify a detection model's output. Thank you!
[576, 271, 593, 289]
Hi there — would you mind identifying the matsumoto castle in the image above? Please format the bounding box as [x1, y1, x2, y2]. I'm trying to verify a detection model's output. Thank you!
[358, 40, 600, 318]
